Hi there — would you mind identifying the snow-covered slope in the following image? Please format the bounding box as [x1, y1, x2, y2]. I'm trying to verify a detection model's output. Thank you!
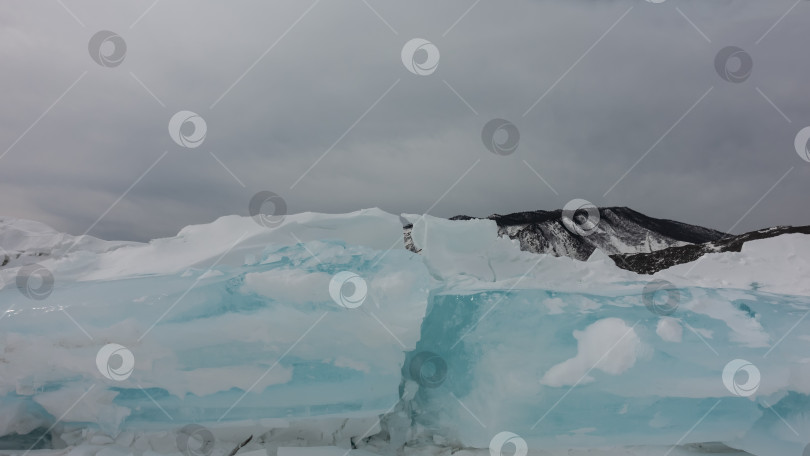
[0, 209, 405, 283]
[0, 207, 735, 275]
[0, 217, 134, 269]
[405, 207, 726, 260]
[655, 232, 810, 296]
[613, 225, 810, 274]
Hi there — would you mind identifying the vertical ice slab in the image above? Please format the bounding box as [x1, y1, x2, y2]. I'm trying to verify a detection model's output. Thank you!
[0, 211, 430, 435]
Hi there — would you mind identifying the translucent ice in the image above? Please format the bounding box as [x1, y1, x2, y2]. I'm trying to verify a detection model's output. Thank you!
[1, 210, 809, 456]
[0, 210, 430, 436]
[400, 215, 810, 456]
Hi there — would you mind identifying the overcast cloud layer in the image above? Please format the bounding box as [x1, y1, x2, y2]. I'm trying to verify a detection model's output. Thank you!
[1, 0, 808, 241]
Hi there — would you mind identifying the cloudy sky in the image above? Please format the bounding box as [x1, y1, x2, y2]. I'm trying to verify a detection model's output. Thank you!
[1, 0, 808, 241]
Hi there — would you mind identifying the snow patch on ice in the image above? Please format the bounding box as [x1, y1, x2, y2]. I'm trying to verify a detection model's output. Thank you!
[543, 297, 566, 315]
[656, 317, 683, 342]
[243, 269, 332, 305]
[540, 318, 643, 387]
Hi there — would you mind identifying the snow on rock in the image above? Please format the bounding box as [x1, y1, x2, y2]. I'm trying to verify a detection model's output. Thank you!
[488, 207, 724, 260]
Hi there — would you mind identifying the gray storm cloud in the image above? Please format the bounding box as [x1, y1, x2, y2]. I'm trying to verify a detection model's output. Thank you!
[0, 0, 808, 241]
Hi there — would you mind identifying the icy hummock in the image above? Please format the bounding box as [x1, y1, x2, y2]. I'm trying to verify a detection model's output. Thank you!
[0, 217, 136, 270]
[401, 215, 810, 456]
[0, 210, 808, 456]
[0, 210, 430, 440]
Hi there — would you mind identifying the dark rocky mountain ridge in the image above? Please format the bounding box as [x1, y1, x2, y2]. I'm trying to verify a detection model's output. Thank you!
[406, 207, 726, 258]
[405, 207, 808, 274]
[611, 225, 810, 274]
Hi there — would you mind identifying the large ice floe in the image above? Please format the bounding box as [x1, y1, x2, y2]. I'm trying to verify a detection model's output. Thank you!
[0, 209, 808, 456]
